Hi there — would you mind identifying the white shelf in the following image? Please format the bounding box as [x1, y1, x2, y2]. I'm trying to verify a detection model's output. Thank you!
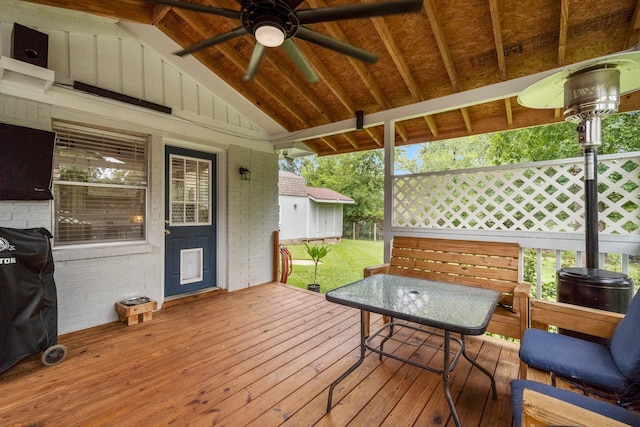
[0, 56, 54, 93]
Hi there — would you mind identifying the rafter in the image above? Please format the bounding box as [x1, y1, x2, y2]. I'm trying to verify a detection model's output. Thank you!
[504, 98, 513, 126]
[553, 0, 570, 118]
[150, 4, 171, 24]
[366, 0, 440, 142]
[488, 0, 506, 81]
[557, 0, 569, 66]
[292, 41, 382, 146]
[423, 0, 471, 137]
[260, 48, 333, 124]
[342, 133, 360, 149]
[303, 19, 410, 141]
[425, 115, 439, 137]
[320, 136, 339, 152]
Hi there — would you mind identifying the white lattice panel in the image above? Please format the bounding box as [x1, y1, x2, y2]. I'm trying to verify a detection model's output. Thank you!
[393, 153, 640, 235]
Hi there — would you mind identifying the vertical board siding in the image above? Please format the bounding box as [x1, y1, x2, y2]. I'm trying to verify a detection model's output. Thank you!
[96, 37, 121, 90]
[182, 78, 199, 114]
[68, 33, 97, 85]
[121, 39, 144, 98]
[142, 46, 164, 105]
[162, 63, 182, 109]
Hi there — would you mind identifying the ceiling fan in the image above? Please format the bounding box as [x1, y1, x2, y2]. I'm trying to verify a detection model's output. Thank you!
[144, 0, 424, 83]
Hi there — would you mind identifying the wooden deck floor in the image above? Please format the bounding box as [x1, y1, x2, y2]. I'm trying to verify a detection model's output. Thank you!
[0, 282, 519, 426]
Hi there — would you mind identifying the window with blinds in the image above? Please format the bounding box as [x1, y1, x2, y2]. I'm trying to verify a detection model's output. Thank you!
[52, 122, 148, 246]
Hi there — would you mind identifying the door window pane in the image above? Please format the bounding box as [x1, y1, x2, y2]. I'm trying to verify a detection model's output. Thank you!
[169, 155, 212, 225]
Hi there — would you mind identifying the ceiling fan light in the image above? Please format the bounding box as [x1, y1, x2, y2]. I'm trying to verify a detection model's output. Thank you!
[255, 25, 285, 47]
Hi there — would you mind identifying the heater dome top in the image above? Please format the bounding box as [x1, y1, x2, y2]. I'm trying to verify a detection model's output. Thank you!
[517, 50, 640, 110]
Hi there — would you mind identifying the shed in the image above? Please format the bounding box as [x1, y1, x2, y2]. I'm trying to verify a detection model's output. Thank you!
[278, 171, 355, 243]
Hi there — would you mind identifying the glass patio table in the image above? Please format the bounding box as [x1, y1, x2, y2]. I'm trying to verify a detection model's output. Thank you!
[325, 274, 500, 427]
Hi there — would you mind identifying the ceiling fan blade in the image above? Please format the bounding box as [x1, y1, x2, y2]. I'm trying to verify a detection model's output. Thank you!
[298, 0, 423, 25]
[295, 27, 378, 64]
[282, 39, 319, 84]
[175, 26, 248, 56]
[244, 43, 267, 81]
[143, 0, 241, 20]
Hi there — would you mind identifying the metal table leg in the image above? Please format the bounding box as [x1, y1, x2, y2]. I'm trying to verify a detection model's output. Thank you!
[443, 330, 461, 427]
[460, 334, 497, 399]
[326, 310, 367, 412]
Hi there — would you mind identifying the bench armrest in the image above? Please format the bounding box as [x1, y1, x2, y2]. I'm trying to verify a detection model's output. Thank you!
[513, 282, 531, 298]
[530, 299, 624, 339]
[364, 263, 390, 277]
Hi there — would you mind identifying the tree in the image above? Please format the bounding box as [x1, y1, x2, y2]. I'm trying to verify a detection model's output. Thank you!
[397, 111, 640, 172]
[293, 151, 384, 224]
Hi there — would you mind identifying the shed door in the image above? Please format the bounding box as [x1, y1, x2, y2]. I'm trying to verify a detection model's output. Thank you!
[164, 146, 217, 297]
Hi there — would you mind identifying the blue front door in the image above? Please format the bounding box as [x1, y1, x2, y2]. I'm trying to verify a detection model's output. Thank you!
[164, 146, 217, 297]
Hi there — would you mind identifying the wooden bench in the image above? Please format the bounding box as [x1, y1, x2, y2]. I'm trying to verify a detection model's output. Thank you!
[363, 236, 530, 341]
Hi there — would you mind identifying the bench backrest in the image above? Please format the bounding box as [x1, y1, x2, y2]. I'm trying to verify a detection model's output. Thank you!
[388, 236, 521, 294]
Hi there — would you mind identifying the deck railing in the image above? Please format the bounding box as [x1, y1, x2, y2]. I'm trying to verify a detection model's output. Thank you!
[389, 152, 640, 298]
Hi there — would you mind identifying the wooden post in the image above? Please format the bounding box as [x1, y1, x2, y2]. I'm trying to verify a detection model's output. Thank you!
[273, 230, 280, 282]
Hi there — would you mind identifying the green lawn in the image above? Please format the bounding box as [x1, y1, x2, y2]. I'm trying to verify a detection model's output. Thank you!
[283, 240, 384, 293]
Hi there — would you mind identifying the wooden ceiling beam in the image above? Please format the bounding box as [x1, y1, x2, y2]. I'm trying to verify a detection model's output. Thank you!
[424, 0, 474, 136]
[557, 0, 569, 66]
[488, 0, 506, 81]
[553, 0, 570, 119]
[625, 0, 640, 48]
[488, 0, 514, 130]
[424, 0, 460, 93]
[504, 98, 513, 126]
[293, 38, 385, 147]
[303, 0, 410, 143]
[320, 136, 339, 152]
[424, 115, 438, 137]
[260, 51, 333, 125]
[367, 1, 441, 141]
[460, 107, 472, 133]
[343, 133, 360, 149]
[151, 5, 171, 25]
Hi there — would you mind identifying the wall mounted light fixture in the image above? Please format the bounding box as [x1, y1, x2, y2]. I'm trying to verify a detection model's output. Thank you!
[239, 167, 251, 180]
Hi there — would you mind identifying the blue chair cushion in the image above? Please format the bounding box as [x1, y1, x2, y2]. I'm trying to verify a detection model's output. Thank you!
[511, 379, 640, 427]
[610, 291, 640, 384]
[519, 328, 627, 393]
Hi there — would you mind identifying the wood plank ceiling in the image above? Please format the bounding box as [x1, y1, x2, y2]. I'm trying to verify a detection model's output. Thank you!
[23, 0, 640, 156]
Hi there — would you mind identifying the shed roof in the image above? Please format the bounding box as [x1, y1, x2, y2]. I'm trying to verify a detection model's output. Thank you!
[278, 171, 355, 203]
[278, 171, 308, 197]
[307, 187, 355, 204]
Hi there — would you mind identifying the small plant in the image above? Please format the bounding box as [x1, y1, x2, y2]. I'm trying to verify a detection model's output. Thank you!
[304, 243, 331, 285]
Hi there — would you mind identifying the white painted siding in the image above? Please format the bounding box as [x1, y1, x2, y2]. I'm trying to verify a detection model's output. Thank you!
[279, 195, 308, 241]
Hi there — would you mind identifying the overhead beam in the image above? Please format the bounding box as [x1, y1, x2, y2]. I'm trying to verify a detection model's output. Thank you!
[271, 66, 562, 144]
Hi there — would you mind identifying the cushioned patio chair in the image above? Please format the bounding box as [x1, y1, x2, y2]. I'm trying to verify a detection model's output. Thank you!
[511, 379, 640, 427]
[519, 290, 640, 408]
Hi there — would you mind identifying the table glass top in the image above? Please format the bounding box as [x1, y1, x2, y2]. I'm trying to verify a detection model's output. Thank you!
[326, 274, 500, 335]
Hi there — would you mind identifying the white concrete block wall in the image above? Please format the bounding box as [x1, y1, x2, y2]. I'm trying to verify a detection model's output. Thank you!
[227, 146, 279, 291]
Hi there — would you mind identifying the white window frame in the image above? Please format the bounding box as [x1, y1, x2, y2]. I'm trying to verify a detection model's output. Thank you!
[52, 122, 149, 247]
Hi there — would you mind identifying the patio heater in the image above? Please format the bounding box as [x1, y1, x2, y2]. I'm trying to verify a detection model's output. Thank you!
[518, 50, 640, 326]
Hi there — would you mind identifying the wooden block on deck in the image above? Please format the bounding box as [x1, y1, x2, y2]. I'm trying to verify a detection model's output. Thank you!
[115, 300, 157, 326]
